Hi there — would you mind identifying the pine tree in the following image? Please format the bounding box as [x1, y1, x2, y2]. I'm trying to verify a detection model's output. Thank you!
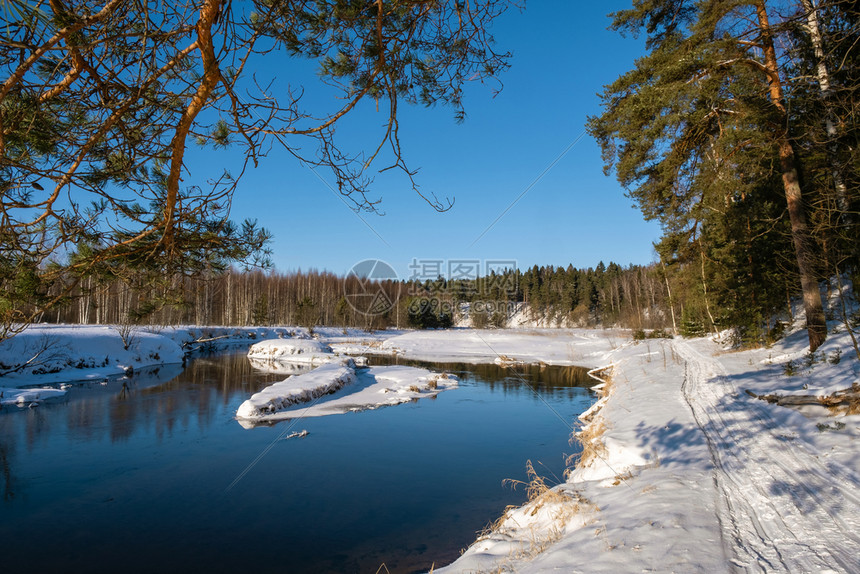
[0, 0, 512, 339]
[588, 0, 833, 350]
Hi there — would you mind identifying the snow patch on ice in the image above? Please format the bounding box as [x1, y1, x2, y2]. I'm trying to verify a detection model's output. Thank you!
[246, 338, 336, 364]
[235, 360, 356, 420]
[0, 386, 67, 407]
[236, 364, 458, 425]
[377, 328, 617, 366]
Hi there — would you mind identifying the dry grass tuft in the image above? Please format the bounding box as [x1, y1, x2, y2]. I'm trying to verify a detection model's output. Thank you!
[463, 366, 615, 572]
[488, 461, 594, 541]
[479, 504, 520, 540]
[611, 470, 633, 486]
[502, 460, 570, 510]
[568, 418, 608, 473]
[563, 365, 615, 477]
[481, 461, 582, 542]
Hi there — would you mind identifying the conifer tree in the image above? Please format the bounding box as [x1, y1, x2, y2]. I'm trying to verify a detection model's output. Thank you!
[588, 0, 838, 350]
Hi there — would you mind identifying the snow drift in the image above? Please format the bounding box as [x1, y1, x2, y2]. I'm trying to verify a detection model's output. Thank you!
[246, 338, 339, 365]
[236, 359, 357, 420]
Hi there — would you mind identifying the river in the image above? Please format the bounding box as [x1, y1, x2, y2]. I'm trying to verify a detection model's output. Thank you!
[0, 352, 595, 573]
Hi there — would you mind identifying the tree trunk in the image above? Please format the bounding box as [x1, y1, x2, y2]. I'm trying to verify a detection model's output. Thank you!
[699, 244, 718, 335]
[661, 259, 678, 335]
[756, 1, 827, 351]
[800, 0, 851, 220]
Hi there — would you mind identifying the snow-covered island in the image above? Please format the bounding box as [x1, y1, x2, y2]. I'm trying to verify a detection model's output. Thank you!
[235, 338, 459, 426]
[246, 337, 337, 365]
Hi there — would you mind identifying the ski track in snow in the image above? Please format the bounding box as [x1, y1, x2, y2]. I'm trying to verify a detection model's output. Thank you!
[676, 338, 860, 573]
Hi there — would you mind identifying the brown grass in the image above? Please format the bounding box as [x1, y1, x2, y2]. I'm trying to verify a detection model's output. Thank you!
[476, 460, 596, 559]
[567, 418, 608, 475]
[566, 368, 614, 476]
[611, 470, 633, 486]
[502, 460, 571, 509]
[462, 366, 614, 572]
[479, 461, 579, 540]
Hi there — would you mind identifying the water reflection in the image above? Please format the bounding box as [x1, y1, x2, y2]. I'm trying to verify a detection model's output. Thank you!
[0, 351, 596, 573]
[1, 353, 593, 461]
[247, 357, 315, 376]
[0, 442, 14, 501]
[0, 356, 280, 450]
[367, 355, 594, 393]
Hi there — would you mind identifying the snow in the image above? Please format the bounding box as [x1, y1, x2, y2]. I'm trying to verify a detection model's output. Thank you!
[438, 326, 860, 574]
[0, 324, 310, 389]
[236, 360, 458, 426]
[3, 318, 860, 572]
[246, 338, 337, 364]
[0, 386, 67, 407]
[236, 333, 463, 425]
[0, 325, 184, 386]
[373, 328, 621, 365]
[236, 360, 357, 420]
[267, 365, 457, 419]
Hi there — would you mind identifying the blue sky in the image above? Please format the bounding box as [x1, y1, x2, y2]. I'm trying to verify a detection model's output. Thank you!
[189, 1, 660, 280]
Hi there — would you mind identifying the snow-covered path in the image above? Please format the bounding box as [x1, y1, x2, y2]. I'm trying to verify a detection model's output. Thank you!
[677, 338, 860, 573]
[441, 331, 860, 573]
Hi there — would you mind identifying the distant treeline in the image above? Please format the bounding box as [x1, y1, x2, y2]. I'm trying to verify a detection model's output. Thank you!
[25, 263, 675, 332]
[39, 259, 857, 343]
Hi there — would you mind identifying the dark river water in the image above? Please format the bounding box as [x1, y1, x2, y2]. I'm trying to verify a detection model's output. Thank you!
[0, 352, 595, 573]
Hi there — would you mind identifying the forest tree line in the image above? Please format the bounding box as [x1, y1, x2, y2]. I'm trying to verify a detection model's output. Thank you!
[35, 259, 855, 344]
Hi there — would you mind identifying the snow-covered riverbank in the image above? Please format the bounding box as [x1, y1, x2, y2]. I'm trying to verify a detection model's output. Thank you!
[439, 327, 860, 573]
[0, 325, 323, 407]
[0, 324, 383, 390]
[3, 322, 858, 572]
